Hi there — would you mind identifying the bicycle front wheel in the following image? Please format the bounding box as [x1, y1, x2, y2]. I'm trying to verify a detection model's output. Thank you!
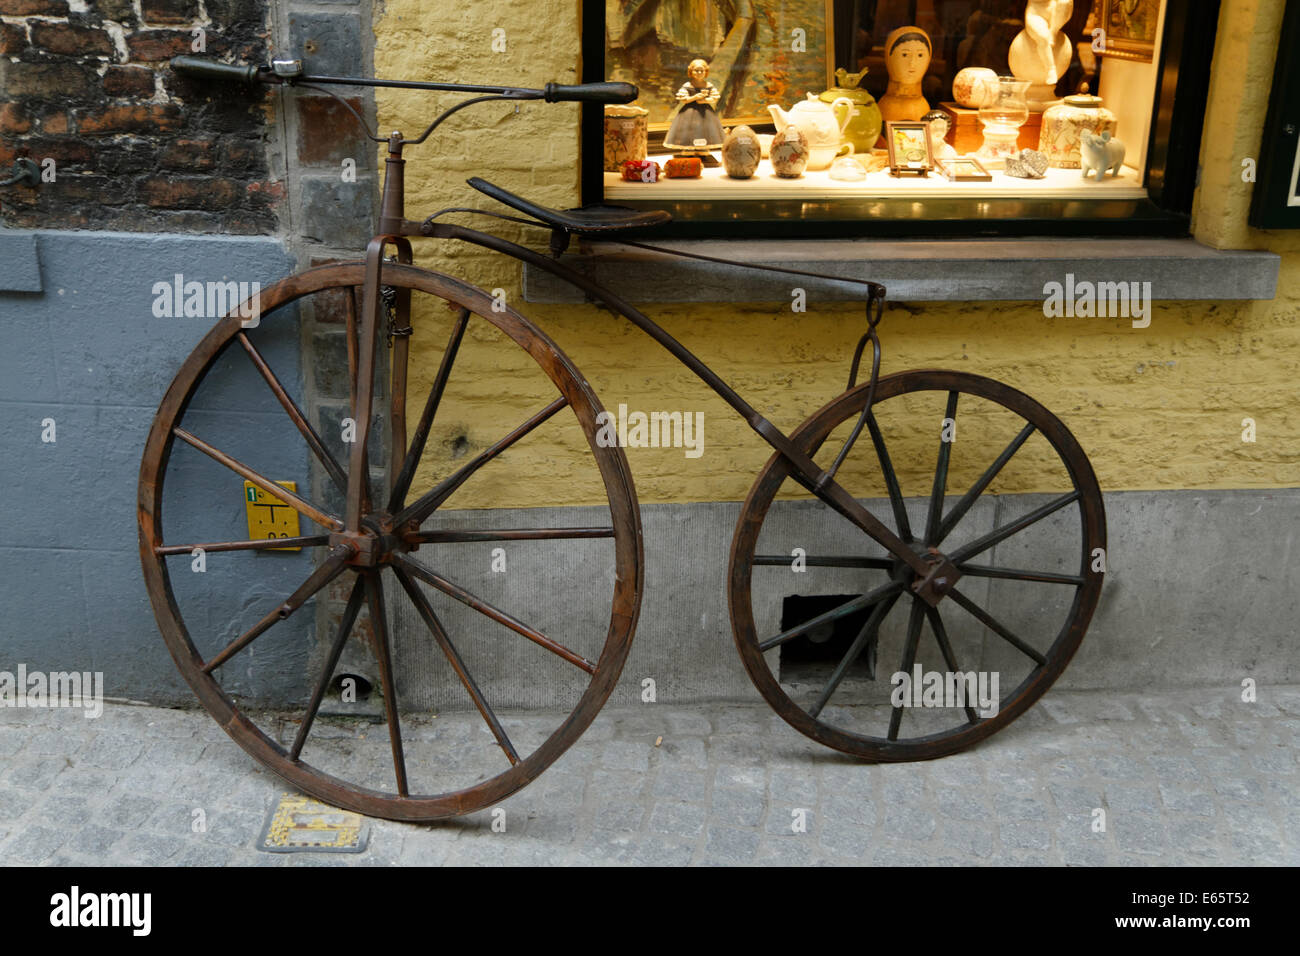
[139, 262, 642, 821]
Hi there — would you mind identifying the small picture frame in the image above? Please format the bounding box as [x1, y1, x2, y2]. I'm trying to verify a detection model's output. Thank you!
[885, 121, 933, 177]
[938, 157, 993, 182]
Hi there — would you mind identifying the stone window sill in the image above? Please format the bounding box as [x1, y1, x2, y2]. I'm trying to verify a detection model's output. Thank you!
[521, 238, 1280, 304]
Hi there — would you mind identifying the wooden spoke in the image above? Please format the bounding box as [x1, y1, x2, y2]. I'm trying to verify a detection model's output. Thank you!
[936, 422, 1036, 545]
[887, 599, 927, 741]
[290, 573, 366, 761]
[392, 565, 520, 766]
[388, 307, 470, 512]
[758, 579, 904, 652]
[236, 332, 348, 495]
[201, 545, 351, 673]
[751, 554, 894, 570]
[947, 588, 1048, 666]
[171, 427, 343, 531]
[409, 527, 614, 544]
[808, 591, 902, 719]
[156, 534, 331, 556]
[925, 606, 979, 725]
[393, 555, 596, 674]
[924, 391, 959, 547]
[867, 412, 913, 542]
[365, 570, 409, 797]
[948, 491, 1082, 565]
[956, 564, 1084, 585]
[394, 395, 570, 528]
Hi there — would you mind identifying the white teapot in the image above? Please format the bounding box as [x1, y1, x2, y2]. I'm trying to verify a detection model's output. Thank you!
[768, 94, 854, 170]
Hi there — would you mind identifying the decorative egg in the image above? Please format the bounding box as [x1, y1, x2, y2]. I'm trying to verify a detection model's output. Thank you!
[722, 125, 762, 179]
[769, 125, 809, 178]
[952, 67, 999, 108]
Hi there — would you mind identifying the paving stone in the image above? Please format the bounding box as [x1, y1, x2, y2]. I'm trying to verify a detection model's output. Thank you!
[714, 764, 765, 790]
[3, 825, 69, 863]
[648, 801, 707, 838]
[1157, 783, 1215, 815]
[710, 784, 766, 829]
[704, 825, 760, 863]
[999, 821, 1052, 851]
[1105, 784, 1162, 814]
[592, 803, 646, 832]
[652, 769, 709, 804]
[599, 739, 651, 773]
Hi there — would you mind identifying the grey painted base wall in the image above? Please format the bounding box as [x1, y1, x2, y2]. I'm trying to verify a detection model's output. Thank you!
[0, 230, 297, 703]
[383, 488, 1300, 713]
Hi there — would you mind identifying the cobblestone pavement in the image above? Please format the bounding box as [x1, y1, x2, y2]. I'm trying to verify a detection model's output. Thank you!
[1, 685, 1296, 866]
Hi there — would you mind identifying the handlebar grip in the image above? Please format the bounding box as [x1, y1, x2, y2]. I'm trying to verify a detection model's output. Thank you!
[170, 55, 262, 85]
[543, 81, 638, 104]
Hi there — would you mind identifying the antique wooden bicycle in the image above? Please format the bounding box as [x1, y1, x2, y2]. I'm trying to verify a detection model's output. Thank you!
[139, 56, 1106, 821]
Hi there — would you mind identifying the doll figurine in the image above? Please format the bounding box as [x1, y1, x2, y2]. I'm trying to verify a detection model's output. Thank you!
[922, 110, 958, 161]
[663, 58, 725, 165]
[879, 26, 933, 126]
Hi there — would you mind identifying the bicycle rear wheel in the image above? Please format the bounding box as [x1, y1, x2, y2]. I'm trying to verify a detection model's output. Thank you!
[729, 370, 1105, 760]
[139, 262, 642, 821]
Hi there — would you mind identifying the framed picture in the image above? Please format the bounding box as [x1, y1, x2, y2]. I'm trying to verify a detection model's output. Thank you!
[1097, 0, 1163, 63]
[605, 0, 835, 132]
[938, 157, 993, 182]
[885, 121, 933, 175]
[1249, 0, 1300, 229]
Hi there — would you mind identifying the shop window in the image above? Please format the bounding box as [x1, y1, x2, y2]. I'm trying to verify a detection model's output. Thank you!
[581, 0, 1218, 237]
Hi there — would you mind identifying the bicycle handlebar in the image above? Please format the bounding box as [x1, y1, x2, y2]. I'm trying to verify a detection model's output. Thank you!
[171, 55, 263, 84]
[543, 82, 638, 104]
[169, 56, 638, 104]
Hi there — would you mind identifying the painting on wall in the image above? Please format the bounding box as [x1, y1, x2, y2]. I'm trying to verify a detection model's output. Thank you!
[1097, 0, 1163, 63]
[605, 0, 835, 129]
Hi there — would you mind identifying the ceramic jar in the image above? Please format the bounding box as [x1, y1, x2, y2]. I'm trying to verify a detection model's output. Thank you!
[721, 125, 762, 179]
[603, 105, 649, 172]
[1037, 90, 1117, 168]
[819, 68, 882, 156]
[951, 67, 998, 108]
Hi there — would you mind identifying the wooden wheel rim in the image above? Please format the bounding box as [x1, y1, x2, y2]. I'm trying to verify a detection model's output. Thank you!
[138, 263, 643, 820]
[728, 369, 1106, 761]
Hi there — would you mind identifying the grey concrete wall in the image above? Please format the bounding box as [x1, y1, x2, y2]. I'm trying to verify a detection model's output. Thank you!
[389, 488, 1300, 712]
[0, 229, 299, 704]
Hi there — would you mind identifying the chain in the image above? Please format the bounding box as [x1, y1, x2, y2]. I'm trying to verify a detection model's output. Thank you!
[381, 256, 412, 347]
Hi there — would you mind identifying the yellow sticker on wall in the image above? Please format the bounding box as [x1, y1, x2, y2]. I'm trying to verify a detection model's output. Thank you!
[243, 480, 302, 551]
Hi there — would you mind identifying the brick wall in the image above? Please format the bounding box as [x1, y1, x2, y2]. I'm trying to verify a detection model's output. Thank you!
[0, 0, 281, 232]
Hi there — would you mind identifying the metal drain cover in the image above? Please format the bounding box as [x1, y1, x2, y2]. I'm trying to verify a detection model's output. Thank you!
[258, 792, 371, 853]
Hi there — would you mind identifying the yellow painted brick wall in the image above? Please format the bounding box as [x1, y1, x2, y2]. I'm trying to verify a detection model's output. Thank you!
[373, 0, 1299, 510]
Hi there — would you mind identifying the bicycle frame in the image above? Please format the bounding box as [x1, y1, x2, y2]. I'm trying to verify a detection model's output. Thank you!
[348, 133, 956, 600]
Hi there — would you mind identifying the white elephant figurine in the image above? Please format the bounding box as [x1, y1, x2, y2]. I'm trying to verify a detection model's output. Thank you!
[1080, 130, 1125, 181]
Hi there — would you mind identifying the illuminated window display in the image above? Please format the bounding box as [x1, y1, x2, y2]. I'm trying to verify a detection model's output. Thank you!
[588, 0, 1199, 233]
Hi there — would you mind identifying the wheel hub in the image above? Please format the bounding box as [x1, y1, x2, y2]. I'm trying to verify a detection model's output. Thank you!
[888, 540, 961, 607]
[330, 513, 419, 567]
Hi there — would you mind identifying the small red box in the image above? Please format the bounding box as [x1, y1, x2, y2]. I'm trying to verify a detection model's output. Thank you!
[620, 160, 661, 182]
